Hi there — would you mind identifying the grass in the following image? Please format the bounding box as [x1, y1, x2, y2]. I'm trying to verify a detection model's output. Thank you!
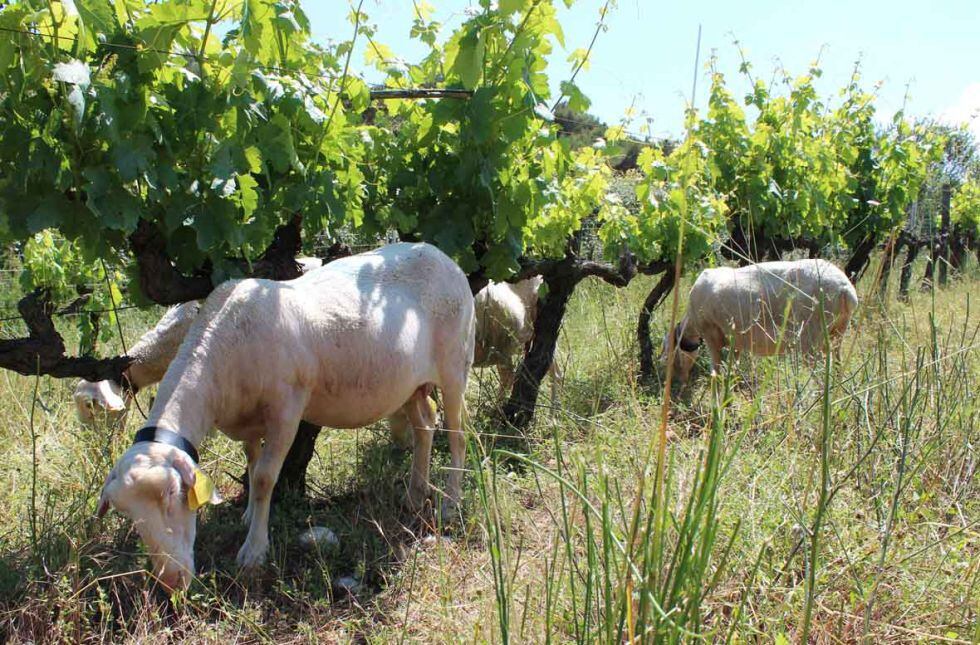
[0, 254, 978, 643]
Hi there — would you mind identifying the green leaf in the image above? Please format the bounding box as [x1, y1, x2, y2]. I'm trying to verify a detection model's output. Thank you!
[242, 0, 277, 62]
[257, 114, 298, 173]
[28, 195, 65, 233]
[112, 135, 154, 182]
[452, 27, 485, 90]
[82, 166, 140, 232]
[498, 0, 527, 15]
[481, 238, 522, 280]
[211, 141, 264, 180]
[345, 77, 372, 112]
[236, 173, 259, 218]
[467, 88, 494, 144]
[560, 81, 590, 113]
[135, 0, 210, 72]
[429, 208, 475, 258]
[243, 146, 263, 174]
[194, 198, 238, 251]
[76, 0, 118, 48]
[0, 3, 30, 71]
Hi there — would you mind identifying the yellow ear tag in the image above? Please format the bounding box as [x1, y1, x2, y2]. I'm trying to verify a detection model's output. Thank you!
[187, 468, 215, 511]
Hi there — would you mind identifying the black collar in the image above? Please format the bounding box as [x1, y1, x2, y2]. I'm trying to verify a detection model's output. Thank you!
[674, 324, 703, 352]
[679, 336, 703, 352]
[132, 426, 199, 465]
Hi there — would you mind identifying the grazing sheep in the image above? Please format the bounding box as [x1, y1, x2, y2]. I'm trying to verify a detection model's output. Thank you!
[74, 259, 324, 426]
[96, 243, 474, 591]
[74, 301, 201, 426]
[663, 259, 858, 382]
[474, 277, 562, 406]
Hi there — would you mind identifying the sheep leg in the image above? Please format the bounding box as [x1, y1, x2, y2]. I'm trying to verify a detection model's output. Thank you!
[236, 399, 305, 570]
[392, 391, 437, 451]
[440, 382, 466, 518]
[387, 410, 414, 449]
[241, 438, 262, 526]
[702, 324, 726, 377]
[497, 360, 516, 400]
[547, 358, 563, 413]
[406, 391, 435, 511]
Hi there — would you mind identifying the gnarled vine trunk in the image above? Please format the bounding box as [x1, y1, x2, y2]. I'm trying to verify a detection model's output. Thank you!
[501, 251, 638, 433]
[938, 184, 951, 287]
[273, 421, 323, 501]
[921, 241, 938, 291]
[844, 235, 878, 283]
[503, 270, 577, 433]
[898, 241, 920, 301]
[875, 236, 900, 300]
[637, 271, 676, 383]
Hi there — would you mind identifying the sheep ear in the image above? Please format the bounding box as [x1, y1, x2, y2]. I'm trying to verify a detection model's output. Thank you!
[187, 469, 221, 510]
[172, 451, 196, 490]
[96, 471, 114, 519]
[207, 482, 223, 506]
[173, 451, 222, 509]
[96, 492, 111, 519]
[164, 468, 183, 515]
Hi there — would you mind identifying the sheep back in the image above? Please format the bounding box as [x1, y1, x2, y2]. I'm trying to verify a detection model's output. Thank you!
[686, 259, 857, 356]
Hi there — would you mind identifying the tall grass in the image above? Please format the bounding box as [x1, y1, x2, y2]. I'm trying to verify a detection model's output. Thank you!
[473, 268, 980, 643]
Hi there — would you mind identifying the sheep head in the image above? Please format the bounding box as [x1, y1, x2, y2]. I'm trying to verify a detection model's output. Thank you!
[661, 323, 701, 383]
[97, 442, 221, 592]
[74, 379, 129, 426]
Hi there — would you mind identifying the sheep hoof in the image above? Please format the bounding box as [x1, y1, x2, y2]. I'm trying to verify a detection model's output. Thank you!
[236, 539, 269, 570]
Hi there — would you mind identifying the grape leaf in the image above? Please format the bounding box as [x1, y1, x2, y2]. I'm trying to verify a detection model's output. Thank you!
[452, 27, 485, 90]
[112, 135, 154, 182]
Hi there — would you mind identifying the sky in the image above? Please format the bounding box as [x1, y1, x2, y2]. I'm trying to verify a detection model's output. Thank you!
[306, 1, 980, 140]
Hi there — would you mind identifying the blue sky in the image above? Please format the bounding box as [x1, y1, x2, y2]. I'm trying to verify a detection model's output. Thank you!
[307, 1, 980, 140]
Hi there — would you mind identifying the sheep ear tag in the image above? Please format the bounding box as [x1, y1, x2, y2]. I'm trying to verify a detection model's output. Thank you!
[188, 469, 215, 511]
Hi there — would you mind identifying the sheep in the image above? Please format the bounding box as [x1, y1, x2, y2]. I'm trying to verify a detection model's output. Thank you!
[96, 243, 474, 591]
[74, 301, 201, 426]
[473, 277, 562, 405]
[74, 258, 324, 426]
[388, 276, 561, 446]
[663, 259, 858, 382]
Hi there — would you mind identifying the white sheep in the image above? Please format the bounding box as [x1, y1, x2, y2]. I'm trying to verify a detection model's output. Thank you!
[388, 276, 561, 447]
[96, 243, 474, 591]
[664, 259, 859, 382]
[74, 259, 324, 426]
[74, 301, 201, 425]
[473, 277, 562, 405]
